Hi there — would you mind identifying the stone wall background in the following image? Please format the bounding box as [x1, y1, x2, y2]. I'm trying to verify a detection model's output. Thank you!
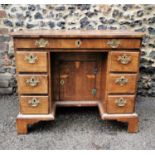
[0, 4, 155, 96]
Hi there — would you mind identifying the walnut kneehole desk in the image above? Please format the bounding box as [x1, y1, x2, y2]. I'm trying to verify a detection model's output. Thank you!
[11, 30, 144, 134]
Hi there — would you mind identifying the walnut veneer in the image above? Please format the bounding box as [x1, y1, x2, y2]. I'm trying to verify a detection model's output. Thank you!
[11, 30, 144, 134]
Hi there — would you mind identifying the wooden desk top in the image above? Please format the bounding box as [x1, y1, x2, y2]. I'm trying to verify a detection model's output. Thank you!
[11, 30, 144, 38]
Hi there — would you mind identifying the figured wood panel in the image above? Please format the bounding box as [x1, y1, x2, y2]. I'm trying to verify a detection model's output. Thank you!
[79, 61, 100, 100]
[109, 51, 139, 72]
[57, 52, 101, 61]
[18, 74, 48, 94]
[11, 30, 144, 38]
[59, 61, 76, 100]
[59, 61, 100, 100]
[53, 52, 102, 101]
[107, 95, 135, 114]
[107, 74, 137, 94]
[20, 96, 48, 114]
[14, 38, 141, 49]
[16, 51, 48, 72]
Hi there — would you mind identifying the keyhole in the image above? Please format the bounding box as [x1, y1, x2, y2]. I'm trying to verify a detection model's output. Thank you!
[75, 40, 82, 48]
[32, 98, 36, 103]
[77, 41, 80, 45]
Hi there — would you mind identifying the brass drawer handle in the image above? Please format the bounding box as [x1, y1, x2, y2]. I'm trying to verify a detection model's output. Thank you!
[107, 39, 120, 48]
[75, 39, 82, 48]
[35, 38, 48, 48]
[117, 54, 131, 65]
[24, 53, 38, 64]
[115, 76, 128, 86]
[26, 76, 39, 87]
[28, 98, 40, 107]
[115, 97, 127, 107]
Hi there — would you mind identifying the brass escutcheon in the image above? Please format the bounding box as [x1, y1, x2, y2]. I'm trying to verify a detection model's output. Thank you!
[115, 97, 127, 107]
[107, 39, 120, 48]
[28, 98, 40, 107]
[115, 76, 128, 86]
[117, 54, 131, 65]
[60, 79, 65, 86]
[24, 53, 38, 64]
[91, 88, 97, 96]
[26, 76, 40, 87]
[35, 38, 48, 48]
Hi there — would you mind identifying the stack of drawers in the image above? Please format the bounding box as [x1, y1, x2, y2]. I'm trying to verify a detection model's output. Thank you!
[106, 51, 139, 114]
[16, 51, 49, 114]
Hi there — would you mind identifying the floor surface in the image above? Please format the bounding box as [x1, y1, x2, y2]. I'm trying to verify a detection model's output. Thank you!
[0, 95, 154, 150]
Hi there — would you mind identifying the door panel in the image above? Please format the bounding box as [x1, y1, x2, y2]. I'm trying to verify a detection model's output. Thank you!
[78, 61, 97, 100]
[59, 61, 76, 100]
[53, 53, 102, 101]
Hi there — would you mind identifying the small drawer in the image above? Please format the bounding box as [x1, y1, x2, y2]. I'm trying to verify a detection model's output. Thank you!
[109, 51, 139, 72]
[14, 38, 141, 49]
[20, 96, 48, 114]
[18, 74, 48, 94]
[16, 51, 48, 72]
[107, 95, 135, 114]
[107, 74, 137, 94]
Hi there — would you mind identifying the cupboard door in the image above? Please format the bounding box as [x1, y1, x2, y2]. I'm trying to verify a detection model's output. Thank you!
[59, 61, 76, 100]
[58, 60, 100, 101]
[53, 53, 102, 101]
[78, 61, 98, 100]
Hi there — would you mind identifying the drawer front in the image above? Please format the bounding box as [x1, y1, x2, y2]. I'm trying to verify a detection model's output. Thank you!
[109, 51, 139, 72]
[107, 95, 135, 114]
[107, 74, 137, 93]
[20, 96, 48, 114]
[18, 74, 48, 94]
[16, 51, 48, 72]
[15, 38, 141, 49]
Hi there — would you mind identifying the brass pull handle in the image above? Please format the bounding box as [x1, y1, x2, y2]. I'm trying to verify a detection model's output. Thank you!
[35, 38, 48, 48]
[26, 76, 39, 87]
[24, 53, 38, 64]
[115, 97, 127, 107]
[115, 76, 128, 86]
[117, 54, 131, 65]
[107, 39, 120, 48]
[28, 98, 40, 107]
[75, 39, 82, 48]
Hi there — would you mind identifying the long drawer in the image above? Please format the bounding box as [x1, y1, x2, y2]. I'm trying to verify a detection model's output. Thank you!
[14, 38, 141, 49]
[17, 74, 48, 94]
[20, 96, 49, 114]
